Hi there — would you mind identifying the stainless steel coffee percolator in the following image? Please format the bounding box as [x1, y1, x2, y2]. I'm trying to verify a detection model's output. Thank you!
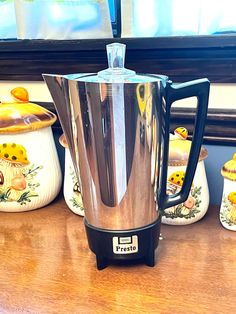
[44, 43, 209, 269]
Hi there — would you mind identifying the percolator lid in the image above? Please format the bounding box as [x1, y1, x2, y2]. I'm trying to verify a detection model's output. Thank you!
[74, 43, 167, 84]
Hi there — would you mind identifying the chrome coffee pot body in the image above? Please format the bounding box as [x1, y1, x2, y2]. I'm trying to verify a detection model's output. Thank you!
[44, 43, 209, 269]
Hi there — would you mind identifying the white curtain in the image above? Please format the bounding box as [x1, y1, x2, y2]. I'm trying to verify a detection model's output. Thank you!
[1, 0, 236, 39]
[0, 0, 17, 39]
[121, 0, 236, 37]
[0, 0, 112, 40]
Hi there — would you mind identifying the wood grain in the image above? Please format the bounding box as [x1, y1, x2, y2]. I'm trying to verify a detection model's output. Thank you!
[0, 196, 235, 314]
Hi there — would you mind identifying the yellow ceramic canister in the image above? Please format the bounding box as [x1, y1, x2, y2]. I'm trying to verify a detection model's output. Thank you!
[0, 88, 62, 212]
[162, 127, 209, 225]
[59, 134, 84, 216]
[220, 153, 236, 231]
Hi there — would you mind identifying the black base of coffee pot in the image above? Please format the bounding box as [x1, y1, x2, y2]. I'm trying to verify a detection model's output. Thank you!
[84, 217, 161, 270]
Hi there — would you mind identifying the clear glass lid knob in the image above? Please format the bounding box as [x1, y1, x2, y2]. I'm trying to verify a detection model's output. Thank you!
[98, 43, 136, 81]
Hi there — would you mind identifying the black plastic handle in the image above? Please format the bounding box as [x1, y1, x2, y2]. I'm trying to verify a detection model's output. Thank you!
[158, 78, 210, 211]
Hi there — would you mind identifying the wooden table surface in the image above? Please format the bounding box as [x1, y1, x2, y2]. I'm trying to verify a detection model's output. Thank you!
[0, 196, 235, 314]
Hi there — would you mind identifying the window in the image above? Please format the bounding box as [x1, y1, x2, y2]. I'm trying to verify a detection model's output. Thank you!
[0, 1, 236, 84]
[1, 0, 236, 40]
[121, 0, 236, 37]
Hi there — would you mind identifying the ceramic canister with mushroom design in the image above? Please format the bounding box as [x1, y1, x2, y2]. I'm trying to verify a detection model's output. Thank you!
[59, 134, 84, 216]
[162, 127, 209, 225]
[220, 153, 236, 231]
[0, 87, 62, 212]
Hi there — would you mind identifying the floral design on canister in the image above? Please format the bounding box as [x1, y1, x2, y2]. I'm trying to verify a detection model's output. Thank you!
[220, 153, 236, 231]
[164, 170, 202, 219]
[69, 165, 84, 215]
[0, 86, 62, 212]
[0, 142, 42, 204]
[59, 134, 84, 216]
[162, 127, 209, 225]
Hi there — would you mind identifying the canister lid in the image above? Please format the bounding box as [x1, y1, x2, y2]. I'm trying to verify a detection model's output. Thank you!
[0, 87, 56, 134]
[168, 127, 208, 166]
[221, 153, 236, 181]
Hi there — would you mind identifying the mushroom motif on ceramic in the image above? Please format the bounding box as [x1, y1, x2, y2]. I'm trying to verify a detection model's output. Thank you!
[0, 171, 4, 185]
[162, 126, 208, 224]
[73, 182, 80, 194]
[0, 86, 61, 211]
[221, 153, 236, 181]
[11, 87, 29, 102]
[174, 127, 188, 139]
[72, 182, 84, 211]
[59, 133, 84, 216]
[227, 192, 236, 224]
[0, 143, 29, 199]
[183, 196, 195, 209]
[220, 153, 236, 230]
[166, 169, 198, 218]
[167, 170, 185, 194]
[170, 127, 188, 141]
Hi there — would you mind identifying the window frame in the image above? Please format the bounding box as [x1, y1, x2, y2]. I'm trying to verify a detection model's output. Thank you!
[0, 35, 236, 82]
[1, 35, 236, 145]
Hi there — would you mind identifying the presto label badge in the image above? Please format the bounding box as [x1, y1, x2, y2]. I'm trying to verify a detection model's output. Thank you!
[113, 235, 138, 254]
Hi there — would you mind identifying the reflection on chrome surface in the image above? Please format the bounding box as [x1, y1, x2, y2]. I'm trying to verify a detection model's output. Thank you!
[47, 77, 163, 230]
